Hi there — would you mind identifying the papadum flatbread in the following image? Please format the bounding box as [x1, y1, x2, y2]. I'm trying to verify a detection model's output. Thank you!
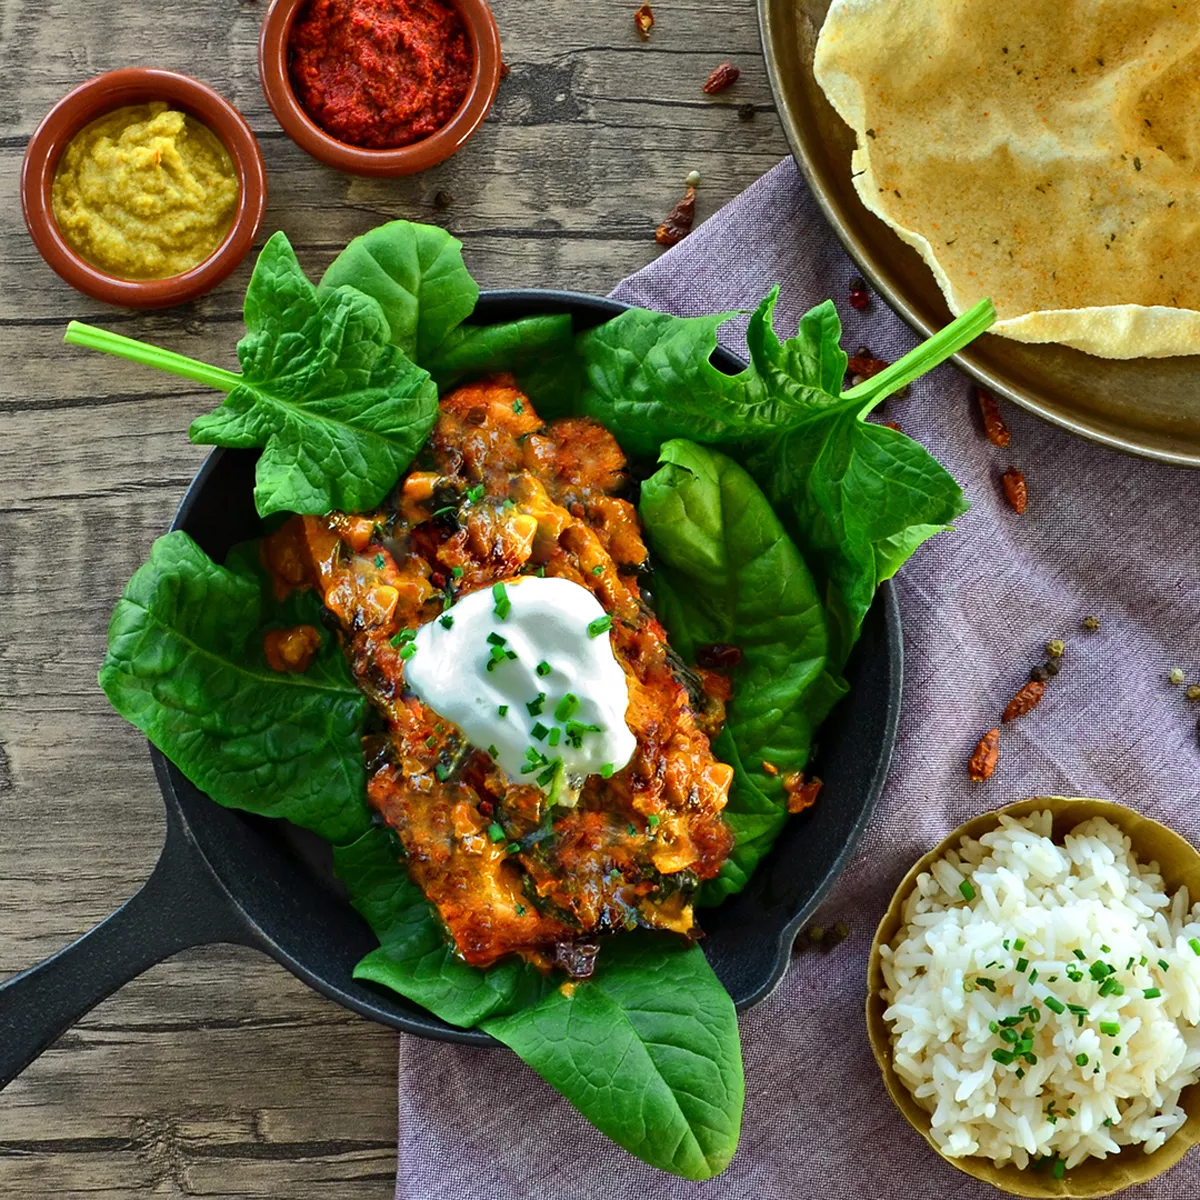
[814, 0, 1200, 359]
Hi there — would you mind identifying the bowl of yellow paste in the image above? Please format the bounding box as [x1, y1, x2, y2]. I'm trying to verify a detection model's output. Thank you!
[22, 68, 267, 308]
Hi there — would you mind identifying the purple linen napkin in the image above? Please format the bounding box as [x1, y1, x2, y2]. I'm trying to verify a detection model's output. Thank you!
[394, 160, 1200, 1200]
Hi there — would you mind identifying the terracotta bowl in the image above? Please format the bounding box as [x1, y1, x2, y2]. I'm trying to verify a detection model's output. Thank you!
[258, 0, 502, 177]
[867, 797, 1200, 1198]
[21, 68, 267, 309]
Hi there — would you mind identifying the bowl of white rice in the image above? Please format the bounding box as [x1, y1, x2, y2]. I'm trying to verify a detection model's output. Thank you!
[868, 797, 1200, 1197]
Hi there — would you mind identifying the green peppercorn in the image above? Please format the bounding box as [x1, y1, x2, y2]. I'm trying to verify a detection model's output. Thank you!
[1046, 639, 1065, 659]
[1169, 667, 1186, 685]
[1188, 684, 1200, 702]
[1082, 615, 1101, 632]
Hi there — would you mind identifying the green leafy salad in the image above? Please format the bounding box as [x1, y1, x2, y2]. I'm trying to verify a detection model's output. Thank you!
[71, 221, 993, 1179]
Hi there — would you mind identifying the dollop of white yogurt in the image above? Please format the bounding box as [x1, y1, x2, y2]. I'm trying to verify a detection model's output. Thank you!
[405, 576, 636, 799]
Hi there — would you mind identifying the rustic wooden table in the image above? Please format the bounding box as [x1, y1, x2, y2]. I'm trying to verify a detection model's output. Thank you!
[0, 1, 787, 1194]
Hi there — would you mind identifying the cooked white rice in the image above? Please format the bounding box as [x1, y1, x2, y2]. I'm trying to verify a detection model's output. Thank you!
[880, 811, 1200, 1170]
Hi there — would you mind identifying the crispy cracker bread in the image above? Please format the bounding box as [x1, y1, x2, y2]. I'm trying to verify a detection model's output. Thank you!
[814, 0, 1200, 359]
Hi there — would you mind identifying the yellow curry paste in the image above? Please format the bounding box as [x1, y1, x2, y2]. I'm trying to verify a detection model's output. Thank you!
[52, 102, 239, 280]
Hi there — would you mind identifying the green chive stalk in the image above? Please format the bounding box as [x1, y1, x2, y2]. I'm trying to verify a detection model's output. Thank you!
[64, 321, 242, 394]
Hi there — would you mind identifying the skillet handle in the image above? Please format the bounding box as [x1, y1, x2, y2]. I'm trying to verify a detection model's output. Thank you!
[0, 804, 259, 1092]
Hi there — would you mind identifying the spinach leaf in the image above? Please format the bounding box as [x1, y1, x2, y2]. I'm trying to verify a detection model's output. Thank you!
[318, 219, 479, 363]
[545, 288, 986, 665]
[425, 313, 575, 390]
[482, 934, 743, 1181]
[98, 531, 372, 845]
[639, 441, 846, 903]
[334, 827, 554, 1027]
[188, 232, 439, 518]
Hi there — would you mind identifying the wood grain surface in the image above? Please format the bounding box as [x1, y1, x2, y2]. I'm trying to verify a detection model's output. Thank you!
[0, 1, 787, 1194]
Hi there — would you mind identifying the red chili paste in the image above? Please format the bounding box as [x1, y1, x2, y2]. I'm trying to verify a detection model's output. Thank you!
[288, 0, 474, 150]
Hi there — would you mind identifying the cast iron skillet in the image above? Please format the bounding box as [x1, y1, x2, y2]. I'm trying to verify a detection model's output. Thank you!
[0, 291, 902, 1088]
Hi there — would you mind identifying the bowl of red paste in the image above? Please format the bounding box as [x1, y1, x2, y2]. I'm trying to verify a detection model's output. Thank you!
[259, 0, 501, 176]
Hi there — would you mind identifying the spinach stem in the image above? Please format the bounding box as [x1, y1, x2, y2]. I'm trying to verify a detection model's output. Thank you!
[842, 298, 996, 412]
[64, 321, 242, 394]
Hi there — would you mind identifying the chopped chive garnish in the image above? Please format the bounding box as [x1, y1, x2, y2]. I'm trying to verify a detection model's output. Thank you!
[1190, 938, 1200, 956]
[515, 903, 526, 915]
[1159, 959, 1171, 971]
[1013, 938, 1026, 951]
[1103, 1117, 1113, 1127]
[999, 1028, 1019, 1044]
[648, 814, 660, 829]
[487, 823, 504, 842]
[1023, 1052, 1038, 1065]
[1076, 1053, 1089, 1066]
[555, 693, 579, 722]
[1073, 949, 1087, 960]
[1014, 1037, 1033, 1054]
[434, 763, 450, 781]
[1089, 961, 1114, 981]
[1015, 1067, 1025, 1079]
[600, 762, 614, 778]
[536, 661, 552, 677]
[1113, 1046, 1121, 1056]
[992, 1049, 1015, 1065]
[425, 735, 436, 748]
[399, 642, 417, 660]
[1029, 1008, 1041, 1023]
[1067, 1003, 1089, 1015]
[1028, 968, 1039, 984]
[1139, 955, 1148, 967]
[512, 398, 524, 414]
[548, 727, 561, 747]
[975, 977, 996, 992]
[440, 614, 454, 629]
[488, 744, 499, 759]
[989, 1020, 1000, 1033]
[531, 722, 550, 741]
[592, 564, 605, 575]
[506, 843, 520, 854]
[1052, 1159, 1065, 1181]
[1100, 1021, 1121, 1036]
[493, 582, 512, 619]
[999, 1015, 1025, 1026]
[1043, 996, 1065, 1014]
[451, 566, 464, 578]
[1126, 956, 1135, 971]
[498, 704, 508, 717]
[959, 879, 976, 901]
[1144, 987, 1162, 999]
[466, 483, 485, 503]
[526, 693, 546, 716]
[1016, 957, 1029, 973]
[374, 553, 386, 569]
[1003, 940, 1011, 950]
[390, 628, 416, 647]
[1101, 944, 1111, 953]
[587, 614, 613, 638]
[487, 632, 507, 646]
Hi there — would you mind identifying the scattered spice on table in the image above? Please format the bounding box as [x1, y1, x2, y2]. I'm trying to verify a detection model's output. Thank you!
[977, 387, 1011, 447]
[703, 62, 741, 94]
[1188, 684, 1200, 702]
[685, 169, 702, 186]
[1001, 466, 1028, 513]
[848, 276, 870, 310]
[655, 185, 696, 246]
[1082, 614, 1102, 632]
[288, 0, 474, 149]
[1003, 679, 1045, 722]
[1169, 667, 1186, 685]
[433, 190, 454, 210]
[969, 728, 1000, 781]
[1046, 639, 1065, 659]
[738, 102, 757, 121]
[634, 2, 654, 38]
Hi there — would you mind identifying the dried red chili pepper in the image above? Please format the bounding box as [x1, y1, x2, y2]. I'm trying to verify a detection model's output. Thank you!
[703, 62, 740, 94]
[849, 278, 870, 310]
[655, 186, 696, 247]
[847, 355, 890, 382]
[1002, 679, 1045, 722]
[784, 773, 823, 813]
[634, 2, 654, 38]
[976, 388, 1010, 447]
[968, 729, 1000, 782]
[1001, 466, 1028, 514]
